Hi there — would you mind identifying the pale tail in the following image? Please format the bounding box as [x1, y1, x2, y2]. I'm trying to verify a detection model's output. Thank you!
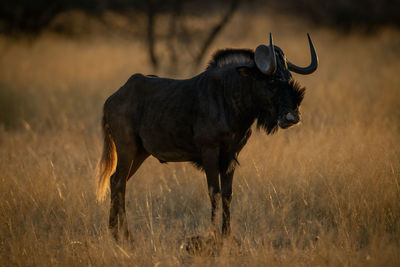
[96, 116, 117, 201]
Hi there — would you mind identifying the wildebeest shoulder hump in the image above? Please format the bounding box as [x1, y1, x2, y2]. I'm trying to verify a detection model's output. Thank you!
[207, 48, 254, 69]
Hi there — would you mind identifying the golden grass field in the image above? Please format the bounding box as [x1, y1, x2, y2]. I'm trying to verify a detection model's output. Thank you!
[0, 12, 399, 266]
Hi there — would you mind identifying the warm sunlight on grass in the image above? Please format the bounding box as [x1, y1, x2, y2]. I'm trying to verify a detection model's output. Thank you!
[0, 12, 399, 266]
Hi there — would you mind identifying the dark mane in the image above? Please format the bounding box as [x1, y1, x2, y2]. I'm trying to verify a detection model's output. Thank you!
[207, 49, 254, 69]
[290, 79, 306, 106]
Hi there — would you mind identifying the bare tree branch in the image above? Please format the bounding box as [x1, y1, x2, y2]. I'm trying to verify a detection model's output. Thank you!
[194, 0, 240, 68]
[147, 2, 158, 70]
[167, 0, 183, 74]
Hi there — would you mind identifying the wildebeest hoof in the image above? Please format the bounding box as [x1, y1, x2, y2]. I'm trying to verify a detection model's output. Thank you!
[111, 229, 135, 247]
[181, 234, 223, 256]
[227, 235, 241, 248]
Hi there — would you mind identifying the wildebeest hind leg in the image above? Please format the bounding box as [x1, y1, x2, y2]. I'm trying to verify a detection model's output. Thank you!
[109, 145, 149, 242]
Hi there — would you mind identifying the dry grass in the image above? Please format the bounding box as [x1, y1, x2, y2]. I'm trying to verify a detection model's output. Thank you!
[0, 12, 399, 266]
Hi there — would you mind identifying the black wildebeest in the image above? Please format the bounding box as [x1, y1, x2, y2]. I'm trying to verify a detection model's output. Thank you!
[97, 33, 318, 242]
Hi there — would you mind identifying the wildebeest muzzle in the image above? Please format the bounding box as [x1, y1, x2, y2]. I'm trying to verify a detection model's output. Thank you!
[278, 111, 301, 129]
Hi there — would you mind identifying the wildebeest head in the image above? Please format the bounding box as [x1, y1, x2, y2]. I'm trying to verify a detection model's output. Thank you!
[234, 33, 318, 134]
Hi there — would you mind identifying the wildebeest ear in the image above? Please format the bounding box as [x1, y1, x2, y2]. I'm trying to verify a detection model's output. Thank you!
[236, 66, 253, 77]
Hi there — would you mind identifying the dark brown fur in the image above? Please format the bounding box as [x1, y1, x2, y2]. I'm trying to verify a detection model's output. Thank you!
[97, 47, 305, 242]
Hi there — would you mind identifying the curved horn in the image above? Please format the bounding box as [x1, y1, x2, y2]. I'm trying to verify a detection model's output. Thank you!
[287, 33, 318, 75]
[255, 33, 277, 75]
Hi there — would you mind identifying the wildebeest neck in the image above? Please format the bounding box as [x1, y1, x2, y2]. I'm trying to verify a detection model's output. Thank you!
[214, 68, 258, 132]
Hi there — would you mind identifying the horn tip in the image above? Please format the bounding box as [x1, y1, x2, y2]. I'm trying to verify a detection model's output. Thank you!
[268, 32, 274, 45]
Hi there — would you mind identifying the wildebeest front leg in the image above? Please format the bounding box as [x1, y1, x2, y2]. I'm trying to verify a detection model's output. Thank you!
[221, 170, 234, 237]
[183, 148, 223, 255]
[202, 148, 221, 233]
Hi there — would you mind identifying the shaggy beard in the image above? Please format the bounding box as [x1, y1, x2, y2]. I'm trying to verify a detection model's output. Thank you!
[256, 79, 305, 135]
[256, 109, 278, 135]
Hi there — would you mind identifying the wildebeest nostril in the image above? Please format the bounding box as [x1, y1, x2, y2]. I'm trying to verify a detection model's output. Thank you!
[286, 113, 296, 121]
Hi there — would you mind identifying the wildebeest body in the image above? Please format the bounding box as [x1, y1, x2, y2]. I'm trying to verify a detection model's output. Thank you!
[105, 69, 254, 170]
[97, 34, 318, 243]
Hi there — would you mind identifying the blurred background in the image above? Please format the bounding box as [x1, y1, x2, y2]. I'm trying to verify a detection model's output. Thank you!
[0, 1, 400, 266]
[1, 0, 400, 73]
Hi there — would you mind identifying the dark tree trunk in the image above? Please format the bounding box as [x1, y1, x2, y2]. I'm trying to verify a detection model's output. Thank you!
[147, 3, 158, 70]
[167, 0, 183, 74]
